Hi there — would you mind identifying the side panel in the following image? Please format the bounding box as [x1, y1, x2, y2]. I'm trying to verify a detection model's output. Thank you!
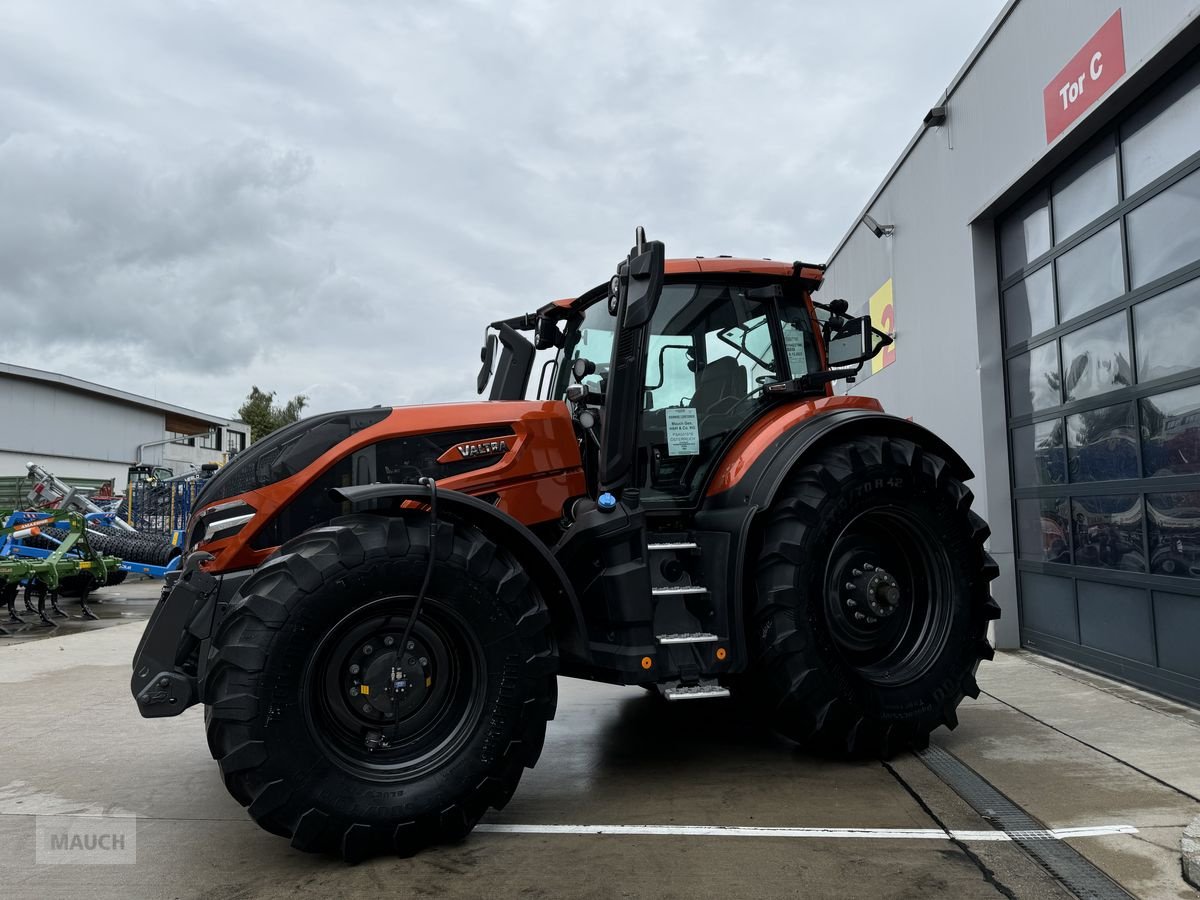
[194, 401, 584, 573]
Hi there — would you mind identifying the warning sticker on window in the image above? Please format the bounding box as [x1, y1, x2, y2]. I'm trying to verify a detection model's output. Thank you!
[665, 407, 700, 456]
[784, 328, 808, 377]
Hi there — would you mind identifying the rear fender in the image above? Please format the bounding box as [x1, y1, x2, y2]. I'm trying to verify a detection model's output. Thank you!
[332, 484, 591, 666]
[708, 408, 974, 513]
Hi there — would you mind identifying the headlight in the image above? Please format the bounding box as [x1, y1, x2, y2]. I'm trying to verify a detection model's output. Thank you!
[190, 499, 256, 549]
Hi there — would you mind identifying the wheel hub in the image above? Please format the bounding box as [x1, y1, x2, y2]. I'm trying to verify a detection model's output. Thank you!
[843, 563, 902, 624]
[343, 633, 433, 723]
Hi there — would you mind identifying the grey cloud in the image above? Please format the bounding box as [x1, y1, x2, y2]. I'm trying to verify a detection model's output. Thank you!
[1, 0, 1004, 420]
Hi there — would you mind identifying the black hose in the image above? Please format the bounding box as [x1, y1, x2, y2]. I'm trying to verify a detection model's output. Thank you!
[390, 477, 439, 730]
[397, 476, 438, 657]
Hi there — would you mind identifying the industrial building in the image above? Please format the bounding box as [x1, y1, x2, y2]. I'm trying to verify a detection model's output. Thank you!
[0, 361, 249, 494]
[825, 1, 1200, 703]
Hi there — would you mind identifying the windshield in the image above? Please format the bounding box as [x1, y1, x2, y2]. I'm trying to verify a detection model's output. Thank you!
[553, 298, 615, 398]
[554, 280, 821, 402]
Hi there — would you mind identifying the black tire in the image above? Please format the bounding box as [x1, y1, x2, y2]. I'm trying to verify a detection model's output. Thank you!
[202, 513, 557, 862]
[748, 435, 999, 758]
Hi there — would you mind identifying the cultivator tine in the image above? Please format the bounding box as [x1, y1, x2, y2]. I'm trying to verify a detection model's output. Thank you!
[78, 583, 99, 621]
[48, 589, 69, 619]
[22, 581, 36, 614]
[34, 582, 56, 627]
[3, 582, 24, 626]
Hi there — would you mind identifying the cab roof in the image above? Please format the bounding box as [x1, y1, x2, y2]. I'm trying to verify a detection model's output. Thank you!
[546, 257, 825, 311]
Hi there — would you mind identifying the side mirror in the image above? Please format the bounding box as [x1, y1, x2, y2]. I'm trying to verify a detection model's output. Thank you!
[826, 315, 894, 369]
[534, 315, 562, 350]
[826, 315, 872, 368]
[476, 333, 497, 395]
[613, 226, 665, 329]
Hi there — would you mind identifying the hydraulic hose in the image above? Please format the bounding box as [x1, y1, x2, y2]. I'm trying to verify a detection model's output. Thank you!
[389, 477, 439, 732]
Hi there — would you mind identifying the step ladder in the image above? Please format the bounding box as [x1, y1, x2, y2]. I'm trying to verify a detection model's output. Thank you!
[647, 536, 727, 699]
[660, 679, 730, 701]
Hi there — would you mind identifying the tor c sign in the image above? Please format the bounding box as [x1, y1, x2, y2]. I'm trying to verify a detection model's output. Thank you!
[1043, 9, 1125, 143]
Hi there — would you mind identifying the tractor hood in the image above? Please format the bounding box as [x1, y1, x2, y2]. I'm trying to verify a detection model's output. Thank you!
[189, 400, 584, 559]
[198, 401, 577, 510]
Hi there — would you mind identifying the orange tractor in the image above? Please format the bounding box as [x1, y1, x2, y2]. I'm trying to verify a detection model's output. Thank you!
[132, 229, 998, 860]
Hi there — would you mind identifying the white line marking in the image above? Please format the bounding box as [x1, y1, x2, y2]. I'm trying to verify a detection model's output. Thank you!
[474, 823, 1137, 842]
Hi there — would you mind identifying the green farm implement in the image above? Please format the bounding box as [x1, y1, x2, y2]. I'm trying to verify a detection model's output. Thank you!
[1, 510, 122, 632]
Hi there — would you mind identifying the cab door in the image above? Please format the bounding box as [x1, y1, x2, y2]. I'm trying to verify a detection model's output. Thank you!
[637, 281, 820, 509]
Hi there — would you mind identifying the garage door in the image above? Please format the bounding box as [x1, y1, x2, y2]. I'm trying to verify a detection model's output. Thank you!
[999, 57, 1200, 705]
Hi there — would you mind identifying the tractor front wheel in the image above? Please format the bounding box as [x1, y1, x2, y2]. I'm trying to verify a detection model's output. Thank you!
[749, 435, 999, 757]
[202, 513, 557, 861]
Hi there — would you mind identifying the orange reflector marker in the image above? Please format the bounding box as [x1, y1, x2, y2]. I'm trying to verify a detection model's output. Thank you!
[640, 656, 652, 670]
[716, 647, 727, 661]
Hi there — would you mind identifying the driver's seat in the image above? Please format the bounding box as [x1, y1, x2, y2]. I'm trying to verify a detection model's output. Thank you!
[689, 357, 747, 431]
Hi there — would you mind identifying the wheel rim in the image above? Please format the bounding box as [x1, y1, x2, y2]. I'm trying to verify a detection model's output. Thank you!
[823, 506, 955, 687]
[304, 596, 486, 781]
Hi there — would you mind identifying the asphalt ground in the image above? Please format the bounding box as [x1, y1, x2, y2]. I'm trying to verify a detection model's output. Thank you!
[0, 579, 1196, 899]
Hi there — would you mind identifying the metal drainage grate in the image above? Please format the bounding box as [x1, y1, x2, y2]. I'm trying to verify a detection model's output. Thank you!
[918, 743, 1134, 900]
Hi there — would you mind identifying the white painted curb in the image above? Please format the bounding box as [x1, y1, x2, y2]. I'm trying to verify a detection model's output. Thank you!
[1183, 815, 1200, 890]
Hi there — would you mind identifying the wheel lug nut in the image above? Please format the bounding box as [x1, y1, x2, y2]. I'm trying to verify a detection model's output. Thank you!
[844, 581, 856, 591]
[349, 664, 360, 675]
[361, 703, 372, 714]
[363, 645, 374, 655]
[349, 686, 359, 696]
[419, 657, 428, 667]
[864, 563, 875, 571]
[867, 616, 877, 624]
[407, 641, 415, 651]
[852, 568, 863, 577]
[854, 612, 865, 621]
[845, 598, 857, 607]
[383, 636, 394, 647]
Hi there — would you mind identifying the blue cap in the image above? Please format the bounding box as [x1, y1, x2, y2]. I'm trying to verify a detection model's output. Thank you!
[597, 492, 618, 511]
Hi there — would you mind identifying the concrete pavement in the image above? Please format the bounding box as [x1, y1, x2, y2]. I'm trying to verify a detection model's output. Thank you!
[0, 580, 1196, 899]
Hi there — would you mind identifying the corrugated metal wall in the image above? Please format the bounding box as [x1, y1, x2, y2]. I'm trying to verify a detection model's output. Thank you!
[0, 374, 165, 465]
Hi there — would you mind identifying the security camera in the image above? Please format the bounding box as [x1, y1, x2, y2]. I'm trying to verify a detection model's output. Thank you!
[861, 214, 895, 239]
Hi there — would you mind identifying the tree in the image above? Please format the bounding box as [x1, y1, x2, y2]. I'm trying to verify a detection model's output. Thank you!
[237, 386, 308, 443]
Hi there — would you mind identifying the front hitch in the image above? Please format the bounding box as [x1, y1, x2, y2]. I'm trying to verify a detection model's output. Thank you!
[130, 552, 216, 717]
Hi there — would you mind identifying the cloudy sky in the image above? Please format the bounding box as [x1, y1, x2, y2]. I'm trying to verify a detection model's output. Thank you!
[2, 0, 1005, 419]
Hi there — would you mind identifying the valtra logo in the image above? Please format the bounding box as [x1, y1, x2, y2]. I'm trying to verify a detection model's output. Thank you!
[436, 436, 514, 464]
[457, 440, 508, 458]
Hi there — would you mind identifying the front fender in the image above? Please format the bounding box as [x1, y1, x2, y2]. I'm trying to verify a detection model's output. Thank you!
[332, 483, 591, 666]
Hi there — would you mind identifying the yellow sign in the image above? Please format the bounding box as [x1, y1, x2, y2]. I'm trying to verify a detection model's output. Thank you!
[869, 279, 896, 374]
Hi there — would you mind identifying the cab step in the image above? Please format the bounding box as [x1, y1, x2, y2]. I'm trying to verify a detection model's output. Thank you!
[661, 679, 730, 701]
[656, 632, 719, 644]
[650, 585, 708, 597]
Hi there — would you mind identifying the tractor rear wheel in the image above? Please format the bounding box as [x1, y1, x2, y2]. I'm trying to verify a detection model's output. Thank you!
[202, 513, 557, 861]
[749, 435, 999, 757]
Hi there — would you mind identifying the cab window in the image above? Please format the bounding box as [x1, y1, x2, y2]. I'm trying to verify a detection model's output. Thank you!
[638, 282, 819, 506]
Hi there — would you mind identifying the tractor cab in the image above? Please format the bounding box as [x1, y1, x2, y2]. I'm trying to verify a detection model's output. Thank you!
[478, 235, 890, 508]
[552, 266, 838, 507]
[127, 463, 174, 485]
